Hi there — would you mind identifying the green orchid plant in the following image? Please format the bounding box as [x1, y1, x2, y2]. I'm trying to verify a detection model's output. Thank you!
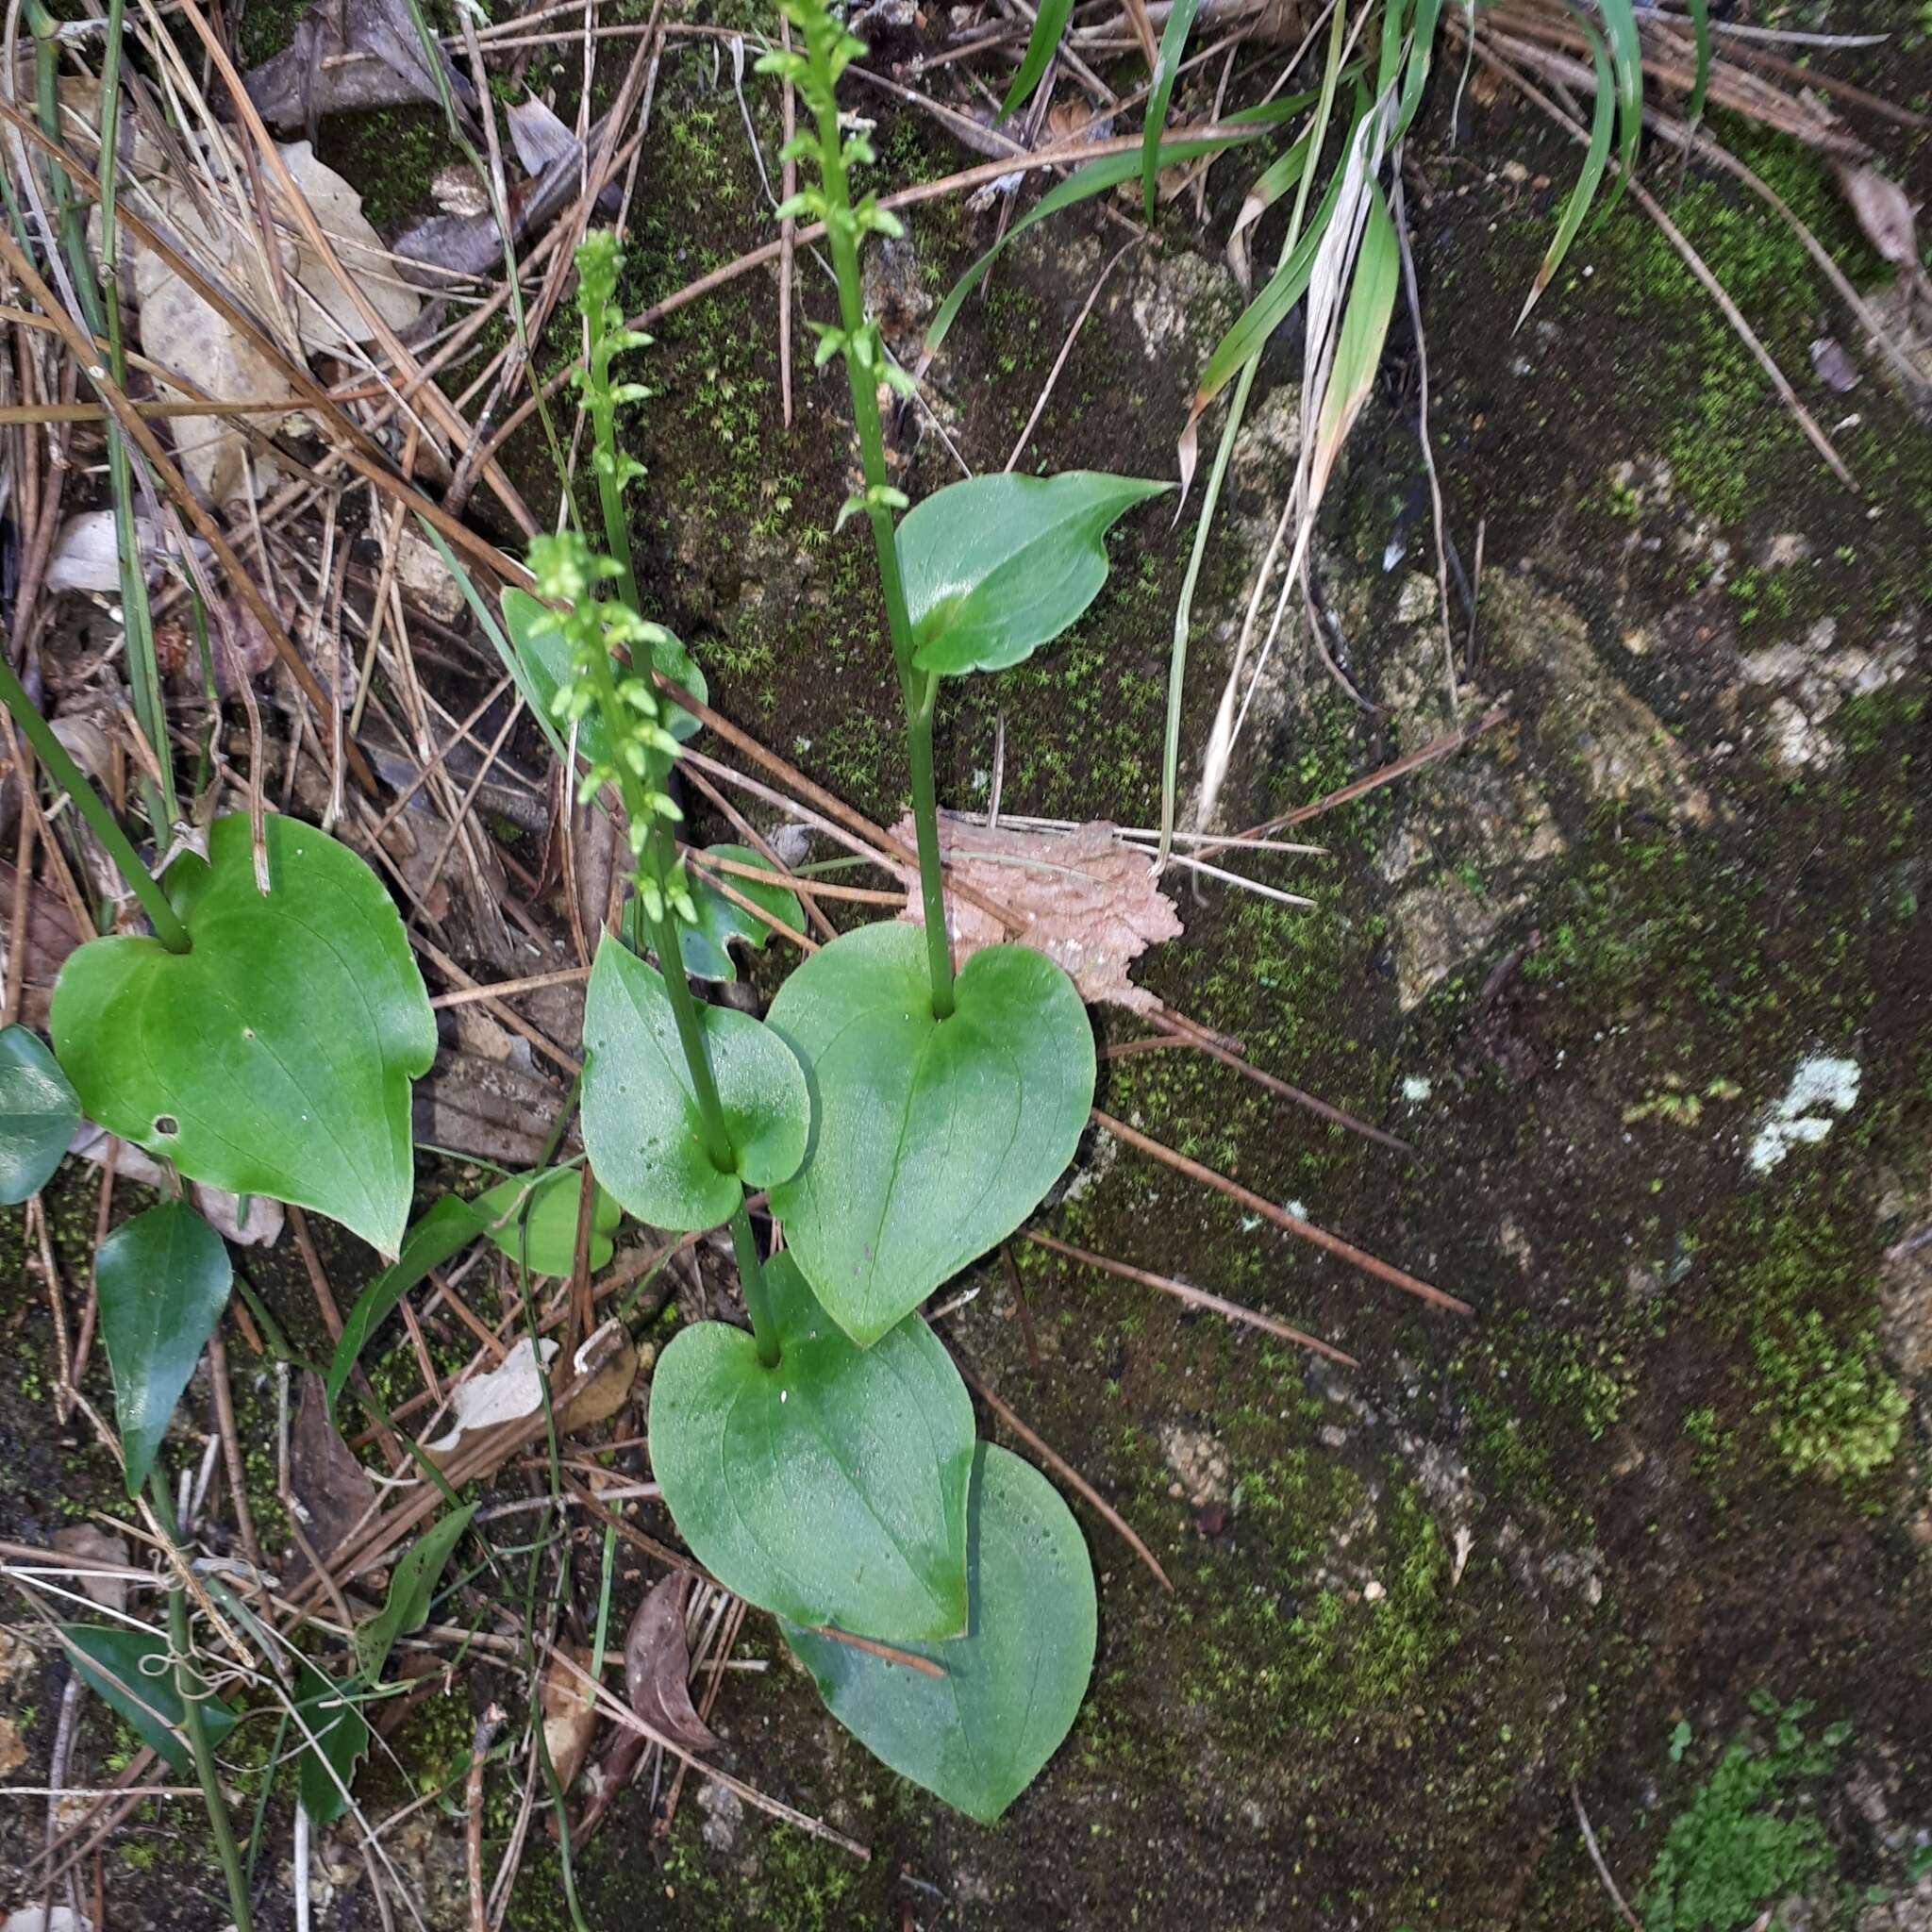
[0, 0, 1166, 1850]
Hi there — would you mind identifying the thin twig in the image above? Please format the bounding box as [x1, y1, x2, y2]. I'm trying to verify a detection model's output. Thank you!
[1571, 1782, 1643, 1932]
[956, 1359, 1174, 1591]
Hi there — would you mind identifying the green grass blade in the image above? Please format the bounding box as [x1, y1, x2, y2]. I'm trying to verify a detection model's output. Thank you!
[1141, 0, 1205, 223]
[925, 120, 1272, 355]
[1393, 0, 1447, 142]
[1190, 163, 1346, 418]
[1593, 0, 1643, 207]
[1003, 0, 1074, 118]
[1311, 179, 1402, 488]
[1517, 23, 1614, 327]
[1684, 0, 1712, 128]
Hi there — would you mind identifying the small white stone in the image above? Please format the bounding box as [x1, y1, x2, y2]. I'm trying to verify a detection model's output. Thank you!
[1402, 1075, 1433, 1103]
[1363, 1579, 1386, 1602]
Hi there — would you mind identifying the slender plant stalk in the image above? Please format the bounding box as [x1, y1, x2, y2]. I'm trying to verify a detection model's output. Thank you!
[27, 0, 173, 839]
[789, 8, 957, 1017]
[147, 1474, 255, 1932]
[566, 246, 780, 1362]
[0, 654, 191, 951]
[93, 0, 175, 834]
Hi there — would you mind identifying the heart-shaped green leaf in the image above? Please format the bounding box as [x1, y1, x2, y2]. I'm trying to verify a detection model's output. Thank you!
[900, 472, 1168, 677]
[500, 587, 706, 754]
[354, 1503, 478, 1680]
[475, 1168, 620, 1274]
[49, 813, 436, 1257]
[95, 1201, 232, 1498]
[649, 1253, 973, 1641]
[783, 1442, 1096, 1824]
[680, 844, 804, 983]
[767, 923, 1092, 1346]
[581, 935, 809, 1231]
[59, 1624, 240, 1774]
[0, 1024, 79, 1205]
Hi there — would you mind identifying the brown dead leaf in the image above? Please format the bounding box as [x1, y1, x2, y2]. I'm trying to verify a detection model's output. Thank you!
[1046, 100, 1111, 147]
[291, 1370, 379, 1561]
[1834, 162, 1923, 272]
[0, 860, 84, 1026]
[624, 1574, 717, 1755]
[276, 141, 425, 352]
[139, 269, 298, 507]
[889, 812, 1181, 1013]
[422, 1324, 629, 1471]
[244, 0, 478, 136]
[412, 1051, 571, 1169]
[0, 1718, 24, 1779]
[541, 1645, 600, 1792]
[555, 1332, 637, 1437]
[50, 1524, 131, 1615]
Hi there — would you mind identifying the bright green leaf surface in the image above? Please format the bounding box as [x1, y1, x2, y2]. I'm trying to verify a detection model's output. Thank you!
[783, 1443, 1096, 1824]
[1517, 23, 1614, 327]
[0, 1024, 79, 1205]
[581, 936, 809, 1231]
[475, 1168, 620, 1274]
[50, 814, 436, 1256]
[95, 1201, 231, 1498]
[59, 1624, 239, 1774]
[901, 473, 1167, 677]
[500, 587, 706, 753]
[1001, 0, 1072, 117]
[650, 1253, 973, 1641]
[768, 923, 1093, 1346]
[680, 844, 805, 983]
[294, 1659, 370, 1825]
[1141, 0, 1204, 222]
[354, 1504, 478, 1680]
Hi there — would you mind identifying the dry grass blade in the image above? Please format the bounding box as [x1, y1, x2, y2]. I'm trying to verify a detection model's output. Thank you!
[1024, 1228, 1359, 1363]
[1092, 1110, 1471, 1315]
[954, 1358, 1175, 1591]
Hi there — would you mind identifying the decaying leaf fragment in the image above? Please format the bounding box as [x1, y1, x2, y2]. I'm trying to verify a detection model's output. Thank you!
[422, 1322, 634, 1467]
[1834, 162, 1924, 275]
[540, 1645, 600, 1792]
[243, 0, 478, 135]
[889, 812, 1182, 1013]
[624, 1573, 717, 1754]
[291, 1370, 379, 1559]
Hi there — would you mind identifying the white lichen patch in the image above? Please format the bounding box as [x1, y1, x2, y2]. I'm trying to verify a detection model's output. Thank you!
[1748, 1056, 1862, 1174]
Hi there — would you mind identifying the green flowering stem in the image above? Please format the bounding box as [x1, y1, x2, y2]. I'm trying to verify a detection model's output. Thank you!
[775, 1, 956, 1020]
[535, 534, 780, 1363]
[575, 234, 650, 615]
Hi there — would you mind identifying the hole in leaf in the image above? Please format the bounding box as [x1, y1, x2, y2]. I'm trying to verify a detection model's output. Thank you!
[153, 1115, 178, 1137]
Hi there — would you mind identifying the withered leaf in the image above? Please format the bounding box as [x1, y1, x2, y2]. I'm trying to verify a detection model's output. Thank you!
[243, 0, 478, 137]
[623, 1573, 717, 1755]
[1809, 337, 1860, 394]
[1834, 162, 1923, 271]
[291, 1370, 379, 1563]
[555, 1332, 637, 1437]
[540, 1645, 600, 1793]
[51, 1524, 131, 1616]
[889, 811, 1182, 1013]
